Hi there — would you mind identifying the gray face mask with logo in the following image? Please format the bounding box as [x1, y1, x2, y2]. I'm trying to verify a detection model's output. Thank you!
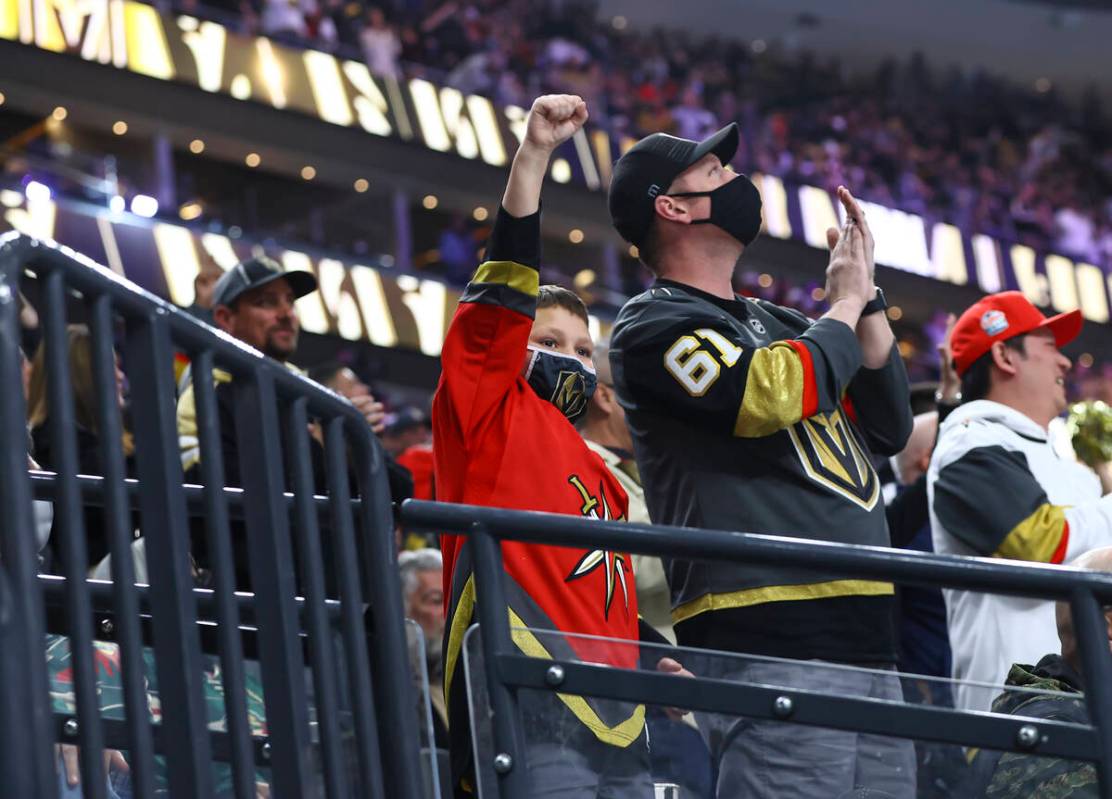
[524, 346, 597, 425]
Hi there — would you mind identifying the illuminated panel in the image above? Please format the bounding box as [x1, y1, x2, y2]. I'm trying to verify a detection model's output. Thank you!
[152, 222, 200, 306]
[409, 78, 451, 152]
[572, 128, 600, 190]
[0, 0, 18, 40]
[758, 174, 791, 240]
[178, 16, 226, 93]
[317, 257, 363, 341]
[123, 0, 172, 79]
[255, 37, 286, 108]
[396, 274, 446, 357]
[1044, 254, 1079, 313]
[281, 251, 330, 334]
[439, 87, 478, 159]
[930, 223, 967, 285]
[199, 233, 238, 270]
[350, 266, 398, 348]
[798, 185, 838, 249]
[1010, 245, 1048, 306]
[860, 201, 931, 276]
[503, 104, 527, 147]
[4, 197, 56, 240]
[972, 234, 1003, 293]
[1076, 263, 1109, 323]
[467, 94, 507, 167]
[341, 60, 392, 137]
[31, 0, 64, 51]
[303, 49, 354, 126]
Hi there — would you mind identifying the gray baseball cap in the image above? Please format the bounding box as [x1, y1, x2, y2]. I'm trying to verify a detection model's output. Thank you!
[212, 255, 317, 308]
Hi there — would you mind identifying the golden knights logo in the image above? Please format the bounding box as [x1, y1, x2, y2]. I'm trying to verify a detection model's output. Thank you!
[787, 408, 879, 511]
[550, 370, 590, 419]
[563, 475, 629, 619]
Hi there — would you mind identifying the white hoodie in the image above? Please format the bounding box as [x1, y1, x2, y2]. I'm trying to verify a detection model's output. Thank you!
[927, 399, 1112, 711]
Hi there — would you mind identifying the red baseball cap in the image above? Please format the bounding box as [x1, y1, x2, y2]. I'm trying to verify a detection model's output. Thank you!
[950, 291, 1082, 377]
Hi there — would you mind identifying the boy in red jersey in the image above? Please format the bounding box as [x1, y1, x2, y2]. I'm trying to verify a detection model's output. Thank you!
[434, 95, 661, 797]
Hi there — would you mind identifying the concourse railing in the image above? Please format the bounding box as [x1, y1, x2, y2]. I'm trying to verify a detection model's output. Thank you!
[402, 499, 1112, 799]
[0, 233, 425, 799]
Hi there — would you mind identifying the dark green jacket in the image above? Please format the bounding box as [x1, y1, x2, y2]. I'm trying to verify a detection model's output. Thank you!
[975, 654, 1095, 798]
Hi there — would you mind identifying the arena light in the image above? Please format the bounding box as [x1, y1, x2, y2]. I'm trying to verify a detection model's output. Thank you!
[189, 139, 205, 154]
[25, 181, 51, 203]
[472, 206, 488, 222]
[887, 306, 903, 321]
[628, 245, 639, 258]
[300, 165, 316, 180]
[758, 273, 773, 288]
[131, 194, 159, 218]
[353, 178, 369, 193]
[568, 228, 584, 244]
[113, 121, 128, 135]
[179, 201, 203, 221]
[51, 106, 67, 121]
[0, 92, 6, 106]
[108, 195, 126, 214]
[422, 194, 438, 210]
[245, 152, 261, 168]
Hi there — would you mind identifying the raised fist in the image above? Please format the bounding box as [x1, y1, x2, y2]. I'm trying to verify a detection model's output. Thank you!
[524, 94, 588, 153]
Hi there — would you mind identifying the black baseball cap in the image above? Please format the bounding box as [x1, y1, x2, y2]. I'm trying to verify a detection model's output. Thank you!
[608, 123, 739, 247]
[212, 255, 317, 308]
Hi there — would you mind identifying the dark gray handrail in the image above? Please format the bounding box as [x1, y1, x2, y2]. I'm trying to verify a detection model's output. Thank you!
[0, 232, 424, 799]
[402, 498, 1112, 799]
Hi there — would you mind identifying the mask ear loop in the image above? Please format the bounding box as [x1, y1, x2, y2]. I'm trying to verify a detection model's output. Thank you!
[523, 347, 542, 380]
[662, 190, 716, 225]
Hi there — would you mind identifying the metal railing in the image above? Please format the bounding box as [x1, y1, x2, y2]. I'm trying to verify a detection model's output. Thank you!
[401, 499, 1112, 799]
[0, 233, 425, 799]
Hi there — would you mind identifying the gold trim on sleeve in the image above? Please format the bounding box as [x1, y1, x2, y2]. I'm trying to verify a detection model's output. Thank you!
[996, 504, 1068, 563]
[672, 579, 895, 625]
[470, 260, 540, 297]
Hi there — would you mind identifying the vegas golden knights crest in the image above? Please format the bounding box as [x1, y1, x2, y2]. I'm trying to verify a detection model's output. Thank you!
[551, 370, 590, 419]
[564, 475, 629, 619]
[787, 408, 879, 511]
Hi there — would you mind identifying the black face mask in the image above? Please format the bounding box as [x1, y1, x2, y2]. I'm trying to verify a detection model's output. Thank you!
[524, 346, 597, 425]
[668, 174, 763, 246]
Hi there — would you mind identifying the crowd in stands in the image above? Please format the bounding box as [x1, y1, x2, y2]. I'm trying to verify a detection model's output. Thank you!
[176, 0, 1112, 266]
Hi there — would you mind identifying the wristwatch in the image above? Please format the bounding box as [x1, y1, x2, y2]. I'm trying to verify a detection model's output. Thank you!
[862, 287, 887, 316]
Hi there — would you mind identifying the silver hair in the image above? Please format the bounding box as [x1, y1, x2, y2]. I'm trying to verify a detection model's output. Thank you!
[397, 547, 443, 598]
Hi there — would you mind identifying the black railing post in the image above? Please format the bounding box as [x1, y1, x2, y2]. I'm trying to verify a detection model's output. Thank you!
[468, 522, 529, 799]
[125, 308, 214, 798]
[346, 419, 425, 798]
[232, 370, 312, 797]
[190, 349, 256, 799]
[87, 292, 157, 799]
[41, 268, 107, 799]
[0, 236, 55, 796]
[1070, 589, 1112, 798]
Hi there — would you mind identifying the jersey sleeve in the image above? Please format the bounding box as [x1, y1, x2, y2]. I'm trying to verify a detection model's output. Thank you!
[844, 343, 913, 457]
[932, 446, 1072, 563]
[612, 307, 863, 439]
[436, 206, 540, 438]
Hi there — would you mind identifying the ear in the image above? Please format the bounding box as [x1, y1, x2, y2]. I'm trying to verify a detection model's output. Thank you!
[654, 193, 691, 225]
[989, 340, 1019, 377]
[212, 304, 234, 334]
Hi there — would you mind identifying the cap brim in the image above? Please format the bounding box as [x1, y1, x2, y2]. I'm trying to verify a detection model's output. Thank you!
[241, 269, 318, 302]
[689, 123, 739, 169]
[1040, 309, 1082, 349]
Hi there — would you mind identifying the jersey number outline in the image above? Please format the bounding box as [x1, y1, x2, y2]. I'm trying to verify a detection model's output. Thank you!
[663, 328, 742, 396]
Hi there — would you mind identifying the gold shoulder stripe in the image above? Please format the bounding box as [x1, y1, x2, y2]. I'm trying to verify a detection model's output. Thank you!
[996, 504, 1067, 563]
[471, 260, 540, 297]
[733, 342, 805, 438]
[672, 579, 895, 625]
[508, 609, 645, 747]
[444, 574, 476, 712]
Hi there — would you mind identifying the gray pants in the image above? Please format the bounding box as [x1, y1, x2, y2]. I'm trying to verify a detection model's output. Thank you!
[699, 660, 916, 799]
[525, 729, 655, 799]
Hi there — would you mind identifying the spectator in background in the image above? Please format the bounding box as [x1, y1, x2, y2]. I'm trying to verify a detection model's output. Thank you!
[27, 325, 136, 574]
[177, 256, 412, 587]
[307, 360, 387, 434]
[360, 7, 401, 77]
[381, 406, 431, 457]
[260, 0, 312, 41]
[399, 548, 448, 747]
[928, 291, 1112, 711]
[970, 546, 1112, 798]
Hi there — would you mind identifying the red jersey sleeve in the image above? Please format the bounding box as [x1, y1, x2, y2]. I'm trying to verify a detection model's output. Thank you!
[437, 206, 541, 440]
